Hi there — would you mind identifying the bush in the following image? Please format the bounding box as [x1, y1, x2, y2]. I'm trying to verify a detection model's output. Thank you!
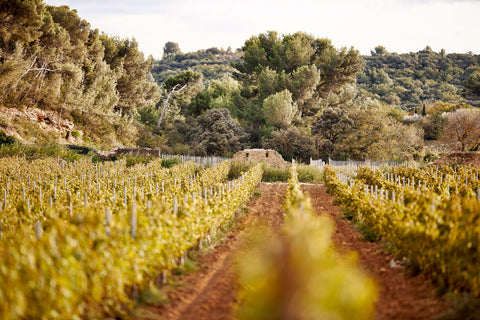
[261, 163, 289, 182]
[11, 118, 57, 143]
[0, 115, 9, 128]
[228, 160, 256, 180]
[296, 164, 323, 183]
[160, 157, 181, 168]
[125, 155, 157, 167]
[260, 163, 322, 183]
[0, 131, 16, 145]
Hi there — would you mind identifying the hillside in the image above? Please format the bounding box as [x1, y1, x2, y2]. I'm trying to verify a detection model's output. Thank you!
[154, 44, 480, 109]
[357, 46, 480, 109]
[151, 44, 243, 84]
[2, 1, 480, 162]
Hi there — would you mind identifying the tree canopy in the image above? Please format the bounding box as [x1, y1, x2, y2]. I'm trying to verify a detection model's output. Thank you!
[0, 0, 160, 147]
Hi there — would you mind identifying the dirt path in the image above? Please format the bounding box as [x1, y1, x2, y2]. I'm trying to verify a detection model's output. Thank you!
[134, 182, 287, 320]
[302, 183, 450, 320]
[135, 183, 450, 320]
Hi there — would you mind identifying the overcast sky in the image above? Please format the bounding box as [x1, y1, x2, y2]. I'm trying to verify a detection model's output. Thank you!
[44, 0, 480, 59]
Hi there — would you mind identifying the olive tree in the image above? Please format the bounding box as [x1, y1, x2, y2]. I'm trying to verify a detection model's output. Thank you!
[263, 89, 299, 129]
[441, 108, 480, 151]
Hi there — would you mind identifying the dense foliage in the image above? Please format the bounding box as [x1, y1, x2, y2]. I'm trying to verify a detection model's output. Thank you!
[358, 46, 480, 109]
[151, 43, 242, 84]
[0, 0, 160, 147]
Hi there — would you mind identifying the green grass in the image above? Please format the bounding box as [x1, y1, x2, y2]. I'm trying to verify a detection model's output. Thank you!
[0, 143, 83, 161]
[296, 164, 323, 183]
[261, 163, 289, 182]
[228, 160, 256, 180]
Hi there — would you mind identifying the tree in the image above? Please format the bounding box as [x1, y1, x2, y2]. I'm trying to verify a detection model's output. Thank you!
[335, 101, 423, 161]
[158, 70, 203, 127]
[463, 70, 480, 99]
[421, 113, 447, 141]
[0, 1, 161, 147]
[313, 107, 354, 144]
[312, 107, 354, 159]
[192, 108, 249, 156]
[234, 32, 363, 117]
[100, 35, 160, 114]
[263, 89, 299, 129]
[163, 41, 181, 57]
[371, 46, 388, 57]
[316, 45, 364, 99]
[0, 0, 45, 53]
[262, 126, 313, 163]
[441, 108, 480, 151]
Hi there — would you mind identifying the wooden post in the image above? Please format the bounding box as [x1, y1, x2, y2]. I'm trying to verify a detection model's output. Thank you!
[35, 221, 42, 238]
[105, 208, 111, 238]
[131, 202, 137, 239]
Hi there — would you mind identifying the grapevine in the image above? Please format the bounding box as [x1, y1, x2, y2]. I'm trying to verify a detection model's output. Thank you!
[324, 164, 480, 296]
[0, 157, 262, 319]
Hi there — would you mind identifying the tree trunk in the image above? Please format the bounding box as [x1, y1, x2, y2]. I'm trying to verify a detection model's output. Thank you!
[157, 84, 187, 128]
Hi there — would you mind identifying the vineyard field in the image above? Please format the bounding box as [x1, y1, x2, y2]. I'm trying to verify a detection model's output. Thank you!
[0, 157, 262, 319]
[324, 164, 480, 296]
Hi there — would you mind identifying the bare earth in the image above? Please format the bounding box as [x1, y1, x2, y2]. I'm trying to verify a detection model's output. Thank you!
[134, 182, 450, 320]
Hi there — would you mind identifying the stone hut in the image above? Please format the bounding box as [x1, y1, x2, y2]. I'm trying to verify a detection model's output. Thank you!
[232, 149, 289, 167]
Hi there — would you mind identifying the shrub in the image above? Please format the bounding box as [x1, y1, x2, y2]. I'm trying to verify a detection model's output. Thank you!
[160, 157, 181, 168]
[261, 163, 289, 182]
[125, 155, 157, 167]
[228, 160, 256, 180]
[296, 164, 323, 183]
[0, 115, 9, 128]
[0, 131, 16, 145]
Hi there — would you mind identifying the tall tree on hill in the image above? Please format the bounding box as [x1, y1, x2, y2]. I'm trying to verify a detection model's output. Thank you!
[163, 41, 181, 58]
[0, 0, 161, 147]
[316, 43, 364, 99]
[100, 35, 160, 114]
[0, 0, 45, 54]
[234, 31, 364, 118]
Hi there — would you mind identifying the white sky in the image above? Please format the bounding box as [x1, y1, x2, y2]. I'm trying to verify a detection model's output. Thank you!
[44, 0, 480, 59]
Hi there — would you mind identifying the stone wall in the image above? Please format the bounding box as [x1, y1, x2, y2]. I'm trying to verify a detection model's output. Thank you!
[232, 149, 289, 167]
[110, 147, 160, 158]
